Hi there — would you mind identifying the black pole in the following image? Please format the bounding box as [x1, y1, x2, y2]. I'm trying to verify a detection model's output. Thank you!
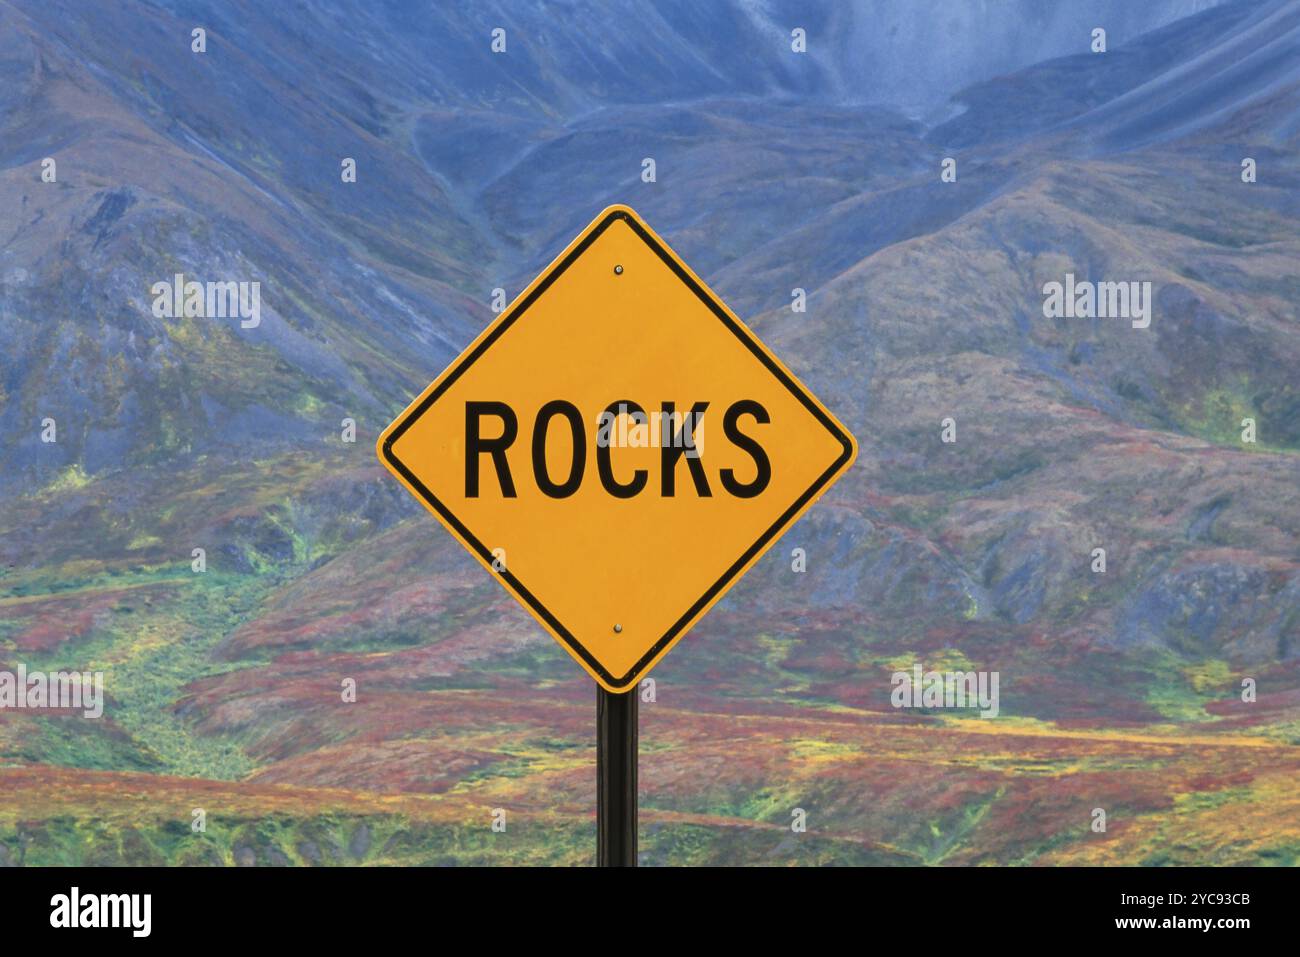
[597, 685, 638, 866]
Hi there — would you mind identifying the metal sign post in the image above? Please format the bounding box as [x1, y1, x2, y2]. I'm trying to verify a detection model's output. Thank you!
[596, 685, 638, 866]
[374, 204, 857, 865]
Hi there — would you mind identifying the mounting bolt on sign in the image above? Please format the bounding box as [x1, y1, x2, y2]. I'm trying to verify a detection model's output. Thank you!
[377, 205, 857, 865]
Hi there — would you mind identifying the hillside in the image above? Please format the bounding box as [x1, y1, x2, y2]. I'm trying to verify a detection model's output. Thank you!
[0, 0, 1297, 865]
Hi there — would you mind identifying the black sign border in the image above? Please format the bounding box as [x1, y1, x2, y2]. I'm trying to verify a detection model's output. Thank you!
[382, 208, 855, 691]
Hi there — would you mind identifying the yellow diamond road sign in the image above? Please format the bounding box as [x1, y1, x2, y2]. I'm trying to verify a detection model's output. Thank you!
[377, 205, 857, 691]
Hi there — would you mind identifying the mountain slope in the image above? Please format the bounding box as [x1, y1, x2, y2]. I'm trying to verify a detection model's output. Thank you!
[1, 0, 1297, 866]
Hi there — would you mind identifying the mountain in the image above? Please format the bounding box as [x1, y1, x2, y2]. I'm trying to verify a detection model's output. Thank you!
[0, 0, 1297, 865]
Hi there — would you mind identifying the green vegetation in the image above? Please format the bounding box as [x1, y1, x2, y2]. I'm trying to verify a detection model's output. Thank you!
[22, 572, 268, 780]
